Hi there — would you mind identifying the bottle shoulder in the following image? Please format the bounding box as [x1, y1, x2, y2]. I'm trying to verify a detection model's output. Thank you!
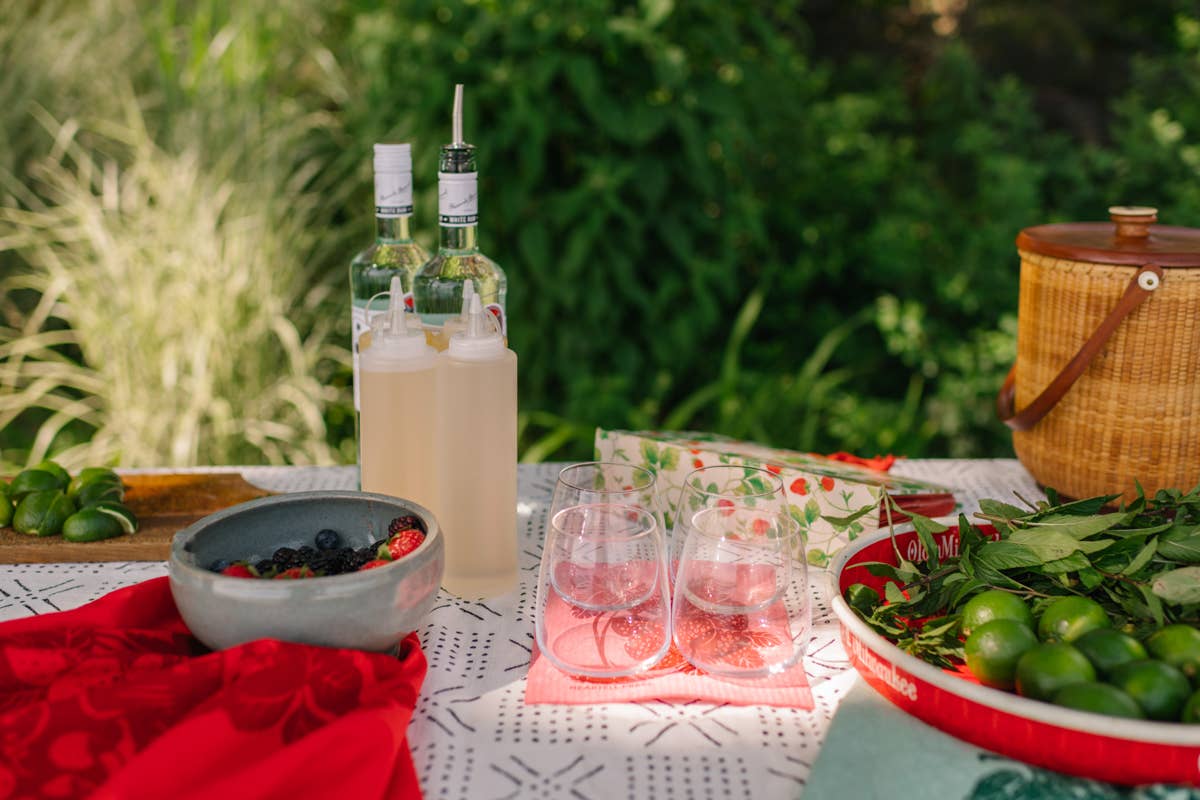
[415, 249, 505, 279]
[351, 240, 430, 270]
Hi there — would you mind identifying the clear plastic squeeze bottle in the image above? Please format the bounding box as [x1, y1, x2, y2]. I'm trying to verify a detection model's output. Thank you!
[436, 294, 518, 597]
[359, 276, 439, 512]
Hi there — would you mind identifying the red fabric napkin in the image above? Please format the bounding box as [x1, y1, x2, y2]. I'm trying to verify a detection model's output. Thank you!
[0, 577, 426, 800]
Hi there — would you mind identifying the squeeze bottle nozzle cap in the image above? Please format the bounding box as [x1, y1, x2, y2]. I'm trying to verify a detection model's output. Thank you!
[366, 276, 430, 359]
[459, 280, 475, 317]
[448, 294, 504, 360]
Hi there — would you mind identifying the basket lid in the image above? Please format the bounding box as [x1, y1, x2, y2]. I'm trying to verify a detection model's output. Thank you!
[1017, 206, 1200, 267]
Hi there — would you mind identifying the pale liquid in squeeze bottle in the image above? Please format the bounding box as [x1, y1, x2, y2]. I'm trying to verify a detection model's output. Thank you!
[436, 294, 518, 597]
[359, 276, 438, 512]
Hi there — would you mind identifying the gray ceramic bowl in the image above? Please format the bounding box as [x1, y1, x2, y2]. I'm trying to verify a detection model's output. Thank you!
[168, 490, 443, 652]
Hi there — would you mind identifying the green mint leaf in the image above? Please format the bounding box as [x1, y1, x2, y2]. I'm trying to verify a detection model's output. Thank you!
[1042, 551, 1092, 574]
[973, 540, 1043, 570]
[1022, 512, 1127, 540]
[1157, 524, 1200, 563]
[1120, 538, 1158, 576]
[977, 499, 1030, 521]
[1151, 566, 1200, 605]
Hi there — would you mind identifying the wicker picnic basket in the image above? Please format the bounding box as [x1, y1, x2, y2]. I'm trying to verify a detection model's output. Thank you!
[996, 206, 1200, 503]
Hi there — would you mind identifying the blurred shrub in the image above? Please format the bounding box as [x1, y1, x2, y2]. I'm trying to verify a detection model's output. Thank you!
[2, 0, 1198, 469]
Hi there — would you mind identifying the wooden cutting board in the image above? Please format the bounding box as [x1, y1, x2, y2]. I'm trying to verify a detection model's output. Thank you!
[0, 473, 273, 563]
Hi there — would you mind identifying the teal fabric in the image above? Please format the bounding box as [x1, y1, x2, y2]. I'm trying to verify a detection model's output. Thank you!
[804, 677, 1200, 800]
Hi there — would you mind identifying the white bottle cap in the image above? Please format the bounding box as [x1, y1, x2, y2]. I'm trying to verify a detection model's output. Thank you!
[448, 294, 504, 360]
[367, 276, 433, 362]
[373, 143, 412, 173]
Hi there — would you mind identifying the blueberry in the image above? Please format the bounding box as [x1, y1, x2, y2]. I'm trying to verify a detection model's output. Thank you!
[210, 558, 231, 573]
[315, 529, 341, 551]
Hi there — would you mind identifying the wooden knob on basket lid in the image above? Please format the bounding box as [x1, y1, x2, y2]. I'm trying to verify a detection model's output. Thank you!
[1108, 206, 1158, 239]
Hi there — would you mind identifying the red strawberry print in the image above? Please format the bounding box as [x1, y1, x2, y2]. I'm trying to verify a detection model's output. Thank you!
[692, 458, 704, 469]
[752, 518, 770, 536]
[820, 476, 835, 492]
[387, 529, 426, 560]
[765, 464, 782, 475]
[273, 566, 315, 580]
[623, 622, 666, 661]
[790, 478, 807, 495]
[717, 498, 735, 516]
[359, 559, 390, 571]
[221, 563, 255, 578]
[689, 448, 701, 455]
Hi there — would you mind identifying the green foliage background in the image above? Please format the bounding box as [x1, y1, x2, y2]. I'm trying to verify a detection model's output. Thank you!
[2, 0, 1199, 469]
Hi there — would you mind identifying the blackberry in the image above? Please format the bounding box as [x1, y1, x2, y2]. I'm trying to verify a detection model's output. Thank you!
[254, 559, 276, 576]
[315, 528, 342, 551]
[210, 558, 232, 573]
[388, 515, 425, 535]
[272, 547, 299, 566]
[298, 545, 316, 559]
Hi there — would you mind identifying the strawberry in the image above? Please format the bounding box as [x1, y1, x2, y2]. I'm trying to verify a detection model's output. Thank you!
[221, 563, 256, 579]
[717, 498, 736, 517]
[359, 559, 390, 571]
[386, 528, 425, 560]
[273, 566, 315, 580]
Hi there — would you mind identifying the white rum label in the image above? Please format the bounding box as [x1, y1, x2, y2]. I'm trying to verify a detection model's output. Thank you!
[375, 171, 413, 218]
[439, 172, 478, 226]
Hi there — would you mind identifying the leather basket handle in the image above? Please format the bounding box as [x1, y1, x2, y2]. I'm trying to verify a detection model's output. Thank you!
[997, 264, 1164, 432]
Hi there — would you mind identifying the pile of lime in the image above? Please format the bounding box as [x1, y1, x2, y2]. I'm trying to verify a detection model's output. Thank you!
[1, 461, 138, 542]
[962, 589, 1200, 722]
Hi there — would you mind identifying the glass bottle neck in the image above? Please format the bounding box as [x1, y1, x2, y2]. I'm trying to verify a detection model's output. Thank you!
[376, 216, 413, 242]
[440, 224, 478, 252]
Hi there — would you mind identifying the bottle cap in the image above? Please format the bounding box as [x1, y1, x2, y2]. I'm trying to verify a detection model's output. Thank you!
[366, 276, 432, 360]
[448, 294, 505, 360]
[373, 143, 412, 173]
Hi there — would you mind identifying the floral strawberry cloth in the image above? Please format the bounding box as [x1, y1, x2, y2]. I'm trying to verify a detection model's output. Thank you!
[0, 577, 426, 799]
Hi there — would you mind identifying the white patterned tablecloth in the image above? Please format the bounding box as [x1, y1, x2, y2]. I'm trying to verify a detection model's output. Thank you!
[0, 459, 1043, 799]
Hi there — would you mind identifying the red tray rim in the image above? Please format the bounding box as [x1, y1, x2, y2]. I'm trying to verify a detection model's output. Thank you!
[828, 526, 1200, 747]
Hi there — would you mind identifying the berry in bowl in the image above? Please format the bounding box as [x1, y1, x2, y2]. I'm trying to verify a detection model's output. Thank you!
[169, 491, 443, 652]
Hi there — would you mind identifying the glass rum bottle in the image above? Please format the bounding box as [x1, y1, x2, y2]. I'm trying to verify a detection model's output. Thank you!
[349, 143, 430, 415]
[413, 85, 507, 337]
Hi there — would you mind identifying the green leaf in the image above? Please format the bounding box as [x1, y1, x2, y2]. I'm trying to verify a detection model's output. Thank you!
[884, 582, 907, 605]
[1008, 529, 1114, 561]
[1022, 512, 1126, 540]
[972, 540, 1043, 570]
[823, 504, 875, 527]
[640, 441, 658, 466]
[804, 498, 820, 525]
[1157, 524, 1200, 563]
[1042, 551, 1092, 574]
[910, 514, 948, 569]
[1151, 567, 1200, 605]
[1120, 538, 1157, 576]
[659, 447, 679, 471]
[977, 499, 1030, 521]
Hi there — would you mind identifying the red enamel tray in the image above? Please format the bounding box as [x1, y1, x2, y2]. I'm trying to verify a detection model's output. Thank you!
[830, 525, 1200, 786]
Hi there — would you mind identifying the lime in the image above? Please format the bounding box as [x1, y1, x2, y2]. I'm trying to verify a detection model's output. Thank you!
[1037, 596, 1110, 643]
[62, 508, 124, 542]
[76, 466, 120, 485]
[1108, 660, 1191, 721]
[1145, 625, 1200, 683]
[12, 490, 76, 537]
[9, 469, 66, 502]
[1183, 688, 1200, 724]
[960, 589, 1034, 637]
[93, 501, 138, 534]
[1051, 681, 1145, 720]
[1015, 643, 1097, 702]
[71, 478, 124, 508]
[965, 619, 1038, 689]
[0, 484, 11, 528]
[1073, 628, 1148, 678]
[33, 460, 70, 487]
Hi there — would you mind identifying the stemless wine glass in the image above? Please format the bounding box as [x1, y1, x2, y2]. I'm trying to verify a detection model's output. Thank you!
[550, 462, 665, 525]
[670, 464, 789, 566]
[534, 502, 672, 678]
[671, 471, 809, 679]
